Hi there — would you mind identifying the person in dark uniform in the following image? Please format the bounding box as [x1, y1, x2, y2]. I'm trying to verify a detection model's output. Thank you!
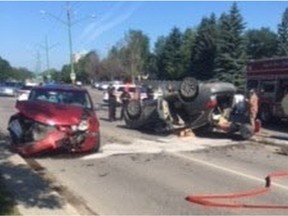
[146, 85, 154, 100]
[108, 87, 117, 121]
[120, 87, 131, 120]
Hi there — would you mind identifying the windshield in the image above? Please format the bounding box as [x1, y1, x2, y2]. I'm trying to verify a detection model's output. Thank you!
[29, 89, 93, 109]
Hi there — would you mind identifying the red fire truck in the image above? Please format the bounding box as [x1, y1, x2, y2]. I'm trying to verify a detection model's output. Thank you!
[246, 57, 288, 122]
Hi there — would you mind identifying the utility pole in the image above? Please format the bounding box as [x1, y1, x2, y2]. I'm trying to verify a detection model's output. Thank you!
[66, 2, 76, 84]
[39, 35, 58, 73]
[35, 50, 42, 74]
[40, 2, 95, 84]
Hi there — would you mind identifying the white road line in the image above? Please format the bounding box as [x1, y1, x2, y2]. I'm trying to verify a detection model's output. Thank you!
[171, 152, 288, 191]
[81, 137, 239, 160]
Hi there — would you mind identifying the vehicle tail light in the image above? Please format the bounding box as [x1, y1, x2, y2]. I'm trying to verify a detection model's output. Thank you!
[206, 96, 217, 109]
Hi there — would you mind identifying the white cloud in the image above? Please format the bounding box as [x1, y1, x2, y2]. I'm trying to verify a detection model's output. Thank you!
[77, 2, 142, 48]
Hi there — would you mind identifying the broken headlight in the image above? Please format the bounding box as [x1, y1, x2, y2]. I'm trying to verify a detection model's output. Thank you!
[77, 119, 89, 131]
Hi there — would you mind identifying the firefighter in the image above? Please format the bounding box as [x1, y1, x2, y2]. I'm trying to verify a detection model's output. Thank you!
[108, 87, 117, 121]
[248, 89, 259, 129]
[120, 87, 131, 120]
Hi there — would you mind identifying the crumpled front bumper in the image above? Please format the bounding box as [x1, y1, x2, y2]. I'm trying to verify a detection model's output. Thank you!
[12, 130, 66, 156]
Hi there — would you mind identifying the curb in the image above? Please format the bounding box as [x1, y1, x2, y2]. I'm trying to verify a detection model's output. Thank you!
[4, 153, 80, 215]
[251, 135, 288, 148]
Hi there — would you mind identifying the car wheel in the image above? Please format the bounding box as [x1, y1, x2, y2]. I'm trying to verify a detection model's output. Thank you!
[126, 100, 142, 119]
[179, 77, 198, 101]
[239, 123, 254, 140]
[92, 132, 101, 153]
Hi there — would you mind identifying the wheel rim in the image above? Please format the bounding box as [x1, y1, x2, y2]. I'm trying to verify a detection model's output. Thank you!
[126, 100, 142, 119]
[180, 77, 198, 99]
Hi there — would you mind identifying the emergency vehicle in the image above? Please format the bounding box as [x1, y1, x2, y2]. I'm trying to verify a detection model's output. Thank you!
[246, 57, 288, 122]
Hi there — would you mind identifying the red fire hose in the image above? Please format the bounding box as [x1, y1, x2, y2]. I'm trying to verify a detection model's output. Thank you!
[186, 172, 288, 209]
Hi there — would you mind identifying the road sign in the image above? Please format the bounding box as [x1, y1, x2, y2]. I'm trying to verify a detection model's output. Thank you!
[70, 72, 76, 81]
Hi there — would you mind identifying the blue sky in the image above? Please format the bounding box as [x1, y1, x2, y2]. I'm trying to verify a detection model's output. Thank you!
[0, 1, 288, 72]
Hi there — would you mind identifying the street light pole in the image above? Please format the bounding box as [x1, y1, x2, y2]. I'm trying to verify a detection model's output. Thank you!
[66, 2, 76, 84]
[40, 2, 95, 84]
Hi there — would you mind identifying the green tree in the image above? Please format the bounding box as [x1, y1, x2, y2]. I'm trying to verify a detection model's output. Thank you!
[123, 30, 150, 82]
[245, 27, 278, 59]
[103, 45, 126, 81]
[154, 36, 167, 79]
[11, 67, 34, 81]
[192, 13, 218, 80]
[0, 56, 12, 81]
[162, 27, 184, 80]
[214, 2, 246, 88]
[181, 28, 196, 76]
[60, 64, 72, 83]
[75, 51, 101, 84]
[277, 7, 288, 56]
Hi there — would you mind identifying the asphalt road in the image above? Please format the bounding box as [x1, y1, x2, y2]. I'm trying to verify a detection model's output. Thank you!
[1, 88, 288, 215]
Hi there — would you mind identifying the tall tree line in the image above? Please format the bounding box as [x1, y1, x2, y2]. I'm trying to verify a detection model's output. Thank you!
[0, 56, 34, 82]
[68, 3, 288, 88]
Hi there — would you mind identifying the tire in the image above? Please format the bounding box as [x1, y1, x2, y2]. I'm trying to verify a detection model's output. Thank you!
[239, 123, 254, 140]
[179, 77, 198, 101]
[126, 100, 142, 119]
[92, 132, 101, 153]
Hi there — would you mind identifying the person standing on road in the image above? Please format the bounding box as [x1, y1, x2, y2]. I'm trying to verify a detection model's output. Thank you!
[146, 85, 154, 100]
[248, 89, 259, 129]
[120, 87, 131, 120]
[108, 87, 117, 121]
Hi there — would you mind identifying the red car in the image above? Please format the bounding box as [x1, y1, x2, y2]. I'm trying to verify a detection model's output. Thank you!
[8, 84, 100, 157]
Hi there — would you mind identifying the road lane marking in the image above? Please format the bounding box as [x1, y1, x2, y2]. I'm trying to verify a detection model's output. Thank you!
[171, 152, 288, 191]
[81, 137, 240, 160]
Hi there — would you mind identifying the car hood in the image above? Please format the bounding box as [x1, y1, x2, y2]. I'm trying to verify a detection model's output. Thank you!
[16, 100, 84, 126]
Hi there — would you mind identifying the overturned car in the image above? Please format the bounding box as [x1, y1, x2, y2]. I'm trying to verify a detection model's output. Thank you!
[124, 77, 259, 139]
[8, 84, 100, 157]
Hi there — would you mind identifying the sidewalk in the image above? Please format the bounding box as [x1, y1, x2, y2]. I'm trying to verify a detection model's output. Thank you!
[251, 128, 288, 148]
[0, 140, 80, 215]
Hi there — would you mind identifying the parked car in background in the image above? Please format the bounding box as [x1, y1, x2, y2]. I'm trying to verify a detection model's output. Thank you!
[8, 84, 100, 157]
[0, 81, 23, 97]
[92, 81, 100, 89]
[16, 85, 35, 101]
[99, 82, 110, 91]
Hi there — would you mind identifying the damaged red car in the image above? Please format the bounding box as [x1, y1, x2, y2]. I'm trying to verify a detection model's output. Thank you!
[7, 84, 100, 157]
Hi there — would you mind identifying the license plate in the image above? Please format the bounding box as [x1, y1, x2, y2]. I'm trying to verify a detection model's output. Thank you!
[9, 119, 22, 137]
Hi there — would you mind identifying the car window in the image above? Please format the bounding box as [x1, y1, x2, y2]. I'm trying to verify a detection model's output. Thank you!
[29, 89, 92, 109]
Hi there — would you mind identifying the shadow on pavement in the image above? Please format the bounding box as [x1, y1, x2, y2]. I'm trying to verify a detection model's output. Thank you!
[262, 120, 288, 134]
[196, 131, 244, 141]
[0, 132, 65, 210]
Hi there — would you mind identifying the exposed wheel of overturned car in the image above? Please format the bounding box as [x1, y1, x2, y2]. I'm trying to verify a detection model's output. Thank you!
[126, 99, 142, 119]
[179, 77, 198, 102]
